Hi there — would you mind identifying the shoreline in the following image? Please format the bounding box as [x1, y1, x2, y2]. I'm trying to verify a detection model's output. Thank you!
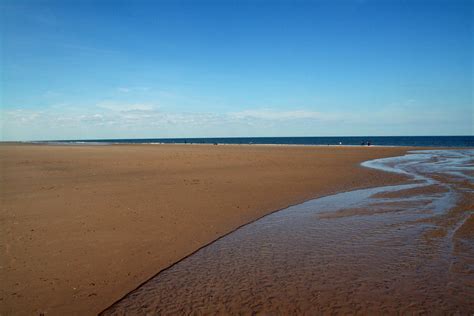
[6, 140, 473, 149]
[101, 149, 474, 314]
[0, 144, 426, 315]
[99, 178, 412, 315]
[4, 141, 471, 153]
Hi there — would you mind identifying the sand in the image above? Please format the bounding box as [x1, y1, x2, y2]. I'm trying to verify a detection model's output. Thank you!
[0, 144, 411, 315]
[100, 149, 474, 315]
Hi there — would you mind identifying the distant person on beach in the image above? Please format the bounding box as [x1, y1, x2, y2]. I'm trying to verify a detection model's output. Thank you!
[367, 141, 371, 146]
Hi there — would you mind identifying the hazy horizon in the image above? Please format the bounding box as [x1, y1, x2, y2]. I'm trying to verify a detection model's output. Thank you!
[7, 135, 474, 145]
[1, 0, 472, 141]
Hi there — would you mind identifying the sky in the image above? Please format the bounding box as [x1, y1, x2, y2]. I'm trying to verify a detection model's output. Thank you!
[1, 0, 472, 140]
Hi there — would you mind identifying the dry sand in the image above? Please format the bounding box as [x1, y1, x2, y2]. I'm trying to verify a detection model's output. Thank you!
[0, 144, 411, 315]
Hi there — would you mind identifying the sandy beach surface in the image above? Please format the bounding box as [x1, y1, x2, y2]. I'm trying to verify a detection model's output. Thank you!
[1, 144, 413, 315]
[101, 149, 473, 315]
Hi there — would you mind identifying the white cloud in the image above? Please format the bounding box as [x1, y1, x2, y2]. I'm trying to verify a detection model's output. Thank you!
[96, 101, 157, 112]
[1, 104, 471, 141]
[116, 86, 150, 93]
[229, 109, 335, 121]
[2, 109, 42, 123]
[0, 106, 339, 141]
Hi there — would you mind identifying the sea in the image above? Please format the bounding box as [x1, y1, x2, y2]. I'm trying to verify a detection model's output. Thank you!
[40, 136, 473, 147]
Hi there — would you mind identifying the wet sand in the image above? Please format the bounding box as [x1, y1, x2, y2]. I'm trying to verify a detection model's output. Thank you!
[0, 143, 412, 315]
[102, 149, 474, 315]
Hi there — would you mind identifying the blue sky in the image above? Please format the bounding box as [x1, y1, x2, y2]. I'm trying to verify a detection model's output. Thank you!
[1, 0, 472, 140]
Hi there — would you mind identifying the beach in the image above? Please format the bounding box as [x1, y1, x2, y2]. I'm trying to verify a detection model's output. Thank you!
[0, 143, 413, 315]
[3, 0, 472, 313]
[101, 149, 473, 314]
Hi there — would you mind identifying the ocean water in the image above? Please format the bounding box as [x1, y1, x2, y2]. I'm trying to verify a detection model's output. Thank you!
[42, 136, 473, 147]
